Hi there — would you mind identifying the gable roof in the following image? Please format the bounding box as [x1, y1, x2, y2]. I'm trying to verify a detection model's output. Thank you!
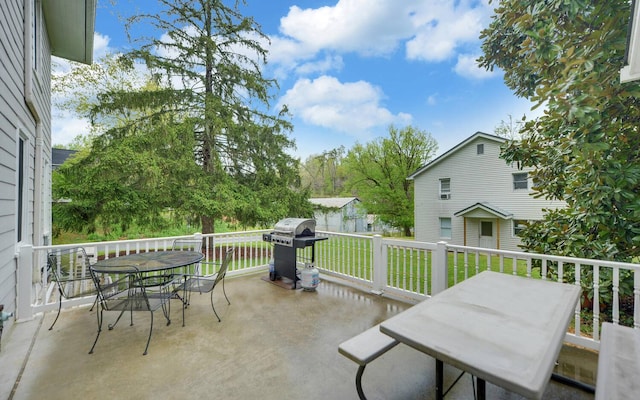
[309, 197, 359, 209]
[454, 202, 513, 219]
[407, 132, 506, 180]
[43, 0, 96, 64]
[52, 148, 77, 169]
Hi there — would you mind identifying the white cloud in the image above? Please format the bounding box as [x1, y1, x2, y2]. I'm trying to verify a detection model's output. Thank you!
[295, 54, 344, 75]
[266, 0, 493, 75]
[279, 1, 411, 56]
[406, 0, 488, 62]
[51, 110, 92, 146]
[277, 75, 411, 138]
[454, 54, 495, 79]
[92, 32, 112, 60]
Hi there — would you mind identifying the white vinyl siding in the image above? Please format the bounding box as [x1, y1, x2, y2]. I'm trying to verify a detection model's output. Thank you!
[412, 134, 566, 251]
[0, 0, 53, 324]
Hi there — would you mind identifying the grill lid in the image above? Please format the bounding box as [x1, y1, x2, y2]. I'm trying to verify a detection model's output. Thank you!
[273, 218, 316, 237]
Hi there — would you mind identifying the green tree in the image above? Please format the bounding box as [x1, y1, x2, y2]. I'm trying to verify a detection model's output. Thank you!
[479, 0, 640, 262]
[55, 0, 311, 234]
[300, 147, 346, 197]
[494, 114, 524, 140]
[343, 125, 438, 236]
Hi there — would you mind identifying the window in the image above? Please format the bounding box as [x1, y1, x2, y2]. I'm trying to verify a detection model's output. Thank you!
[513, 173, 528, 190]
[513, 220, 527, 237]
[477, 143, 484, 155]
[480, 221, 493, 237]
[439, 178, 450, 200]
[439, 218, 452, 239]
[17, 136, 26, 242]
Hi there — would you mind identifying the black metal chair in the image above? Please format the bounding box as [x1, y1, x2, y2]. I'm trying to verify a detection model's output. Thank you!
[88, 264, 172, 356]
[46, 247, 97, 330]
[172, 238, 203, 252]
[132, 238, 203, 291]
[172, 238, 204, 276]
[174, 247, 234, 325]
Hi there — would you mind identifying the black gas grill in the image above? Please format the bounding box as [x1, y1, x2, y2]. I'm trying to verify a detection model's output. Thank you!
[262, 218, 327, 289]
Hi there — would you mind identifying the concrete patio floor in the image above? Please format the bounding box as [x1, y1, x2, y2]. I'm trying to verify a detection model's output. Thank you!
[1, 272, 598, 400]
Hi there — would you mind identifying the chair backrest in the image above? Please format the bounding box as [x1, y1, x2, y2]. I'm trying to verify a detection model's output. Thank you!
[212, 247, 234, 286]
[172, 239, 203, 252]
[47, 247, 95, 298]
[89, 264, 139, 303]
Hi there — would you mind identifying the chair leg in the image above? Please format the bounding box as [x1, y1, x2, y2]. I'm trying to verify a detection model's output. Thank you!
[222, 279, 230, 305]
[89, 308, 103, 354]
[143, 310, 153, 356]
[48, 293, 63, 330]
[89, 295, 98, 312]
[181, 286, 187, 327]
[108, 307, 128, 330]
[210, 291, 221, 322]
[162, 288, 171, 326]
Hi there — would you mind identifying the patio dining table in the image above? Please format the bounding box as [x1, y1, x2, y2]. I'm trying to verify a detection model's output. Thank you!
[380, 271, 581, 400]
[92, 250, 204, 273]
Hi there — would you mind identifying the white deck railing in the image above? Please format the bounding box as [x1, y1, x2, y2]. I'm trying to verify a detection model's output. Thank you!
[19, 230, 640, 350]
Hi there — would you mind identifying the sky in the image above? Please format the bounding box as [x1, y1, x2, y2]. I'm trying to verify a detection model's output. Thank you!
[52, 0, 542, 160]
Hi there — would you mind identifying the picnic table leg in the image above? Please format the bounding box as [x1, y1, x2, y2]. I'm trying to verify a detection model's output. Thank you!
[476, 377, 486, 400]
[436, 359, 443, 400]
[355, 365, 367, 400]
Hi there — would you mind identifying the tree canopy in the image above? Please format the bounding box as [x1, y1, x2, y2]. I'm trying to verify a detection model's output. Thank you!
[300, 147, 347, 197]
[479, 0, 640, 261]
[342, 125, 438, 236]
[53, 0, 312, 234]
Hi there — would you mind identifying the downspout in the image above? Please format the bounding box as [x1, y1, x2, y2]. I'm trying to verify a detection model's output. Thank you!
[24, 0, 44, 250]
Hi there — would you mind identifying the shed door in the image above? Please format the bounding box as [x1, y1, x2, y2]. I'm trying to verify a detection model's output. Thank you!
[479, 220, 496, 248]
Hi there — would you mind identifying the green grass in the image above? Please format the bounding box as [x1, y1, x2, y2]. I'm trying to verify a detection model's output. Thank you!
[52, 220, 233, 245]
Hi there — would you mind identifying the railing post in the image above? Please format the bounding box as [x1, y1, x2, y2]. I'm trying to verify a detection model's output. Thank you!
[16, 244, 34, 321]
[371, 235, 386, 295]
[432, 241, 449, 295]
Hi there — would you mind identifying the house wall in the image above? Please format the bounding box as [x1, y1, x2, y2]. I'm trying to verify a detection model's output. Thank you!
[413, 135, 566, 251]
[0, 1, 51, 318]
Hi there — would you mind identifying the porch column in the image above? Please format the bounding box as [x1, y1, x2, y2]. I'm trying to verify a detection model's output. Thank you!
[432, 241, 449, 295]
[463, 217, 467, 246]
[16, 244, 34, 321]
[371, 235, 386, 295]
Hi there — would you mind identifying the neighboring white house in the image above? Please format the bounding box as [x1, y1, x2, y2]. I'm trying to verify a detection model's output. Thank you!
[621, 0, 640, 82]
[0, 1, 95, 322]
[408, 132, 566, 251]
[309, 197, 367, 233]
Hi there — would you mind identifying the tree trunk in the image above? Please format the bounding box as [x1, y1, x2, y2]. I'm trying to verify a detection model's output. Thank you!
[201, 215, 215, 234]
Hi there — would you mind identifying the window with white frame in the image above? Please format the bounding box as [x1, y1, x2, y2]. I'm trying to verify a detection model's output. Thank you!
[477, 143, 484, 155]
[439, 178, 451, 199]
[513, 220, 527, 237]
[439, 217, 452, 239]
[513, 173, 528, 190]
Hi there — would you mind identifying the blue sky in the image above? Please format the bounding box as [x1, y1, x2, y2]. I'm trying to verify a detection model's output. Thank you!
[52, 0, 541, 160]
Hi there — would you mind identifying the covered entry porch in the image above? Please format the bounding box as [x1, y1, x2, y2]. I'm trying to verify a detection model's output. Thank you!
[454, 202, 518, 250]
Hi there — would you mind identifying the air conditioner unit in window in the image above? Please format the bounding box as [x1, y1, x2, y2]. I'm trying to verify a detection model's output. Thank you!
[440, 193, 450, 200]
